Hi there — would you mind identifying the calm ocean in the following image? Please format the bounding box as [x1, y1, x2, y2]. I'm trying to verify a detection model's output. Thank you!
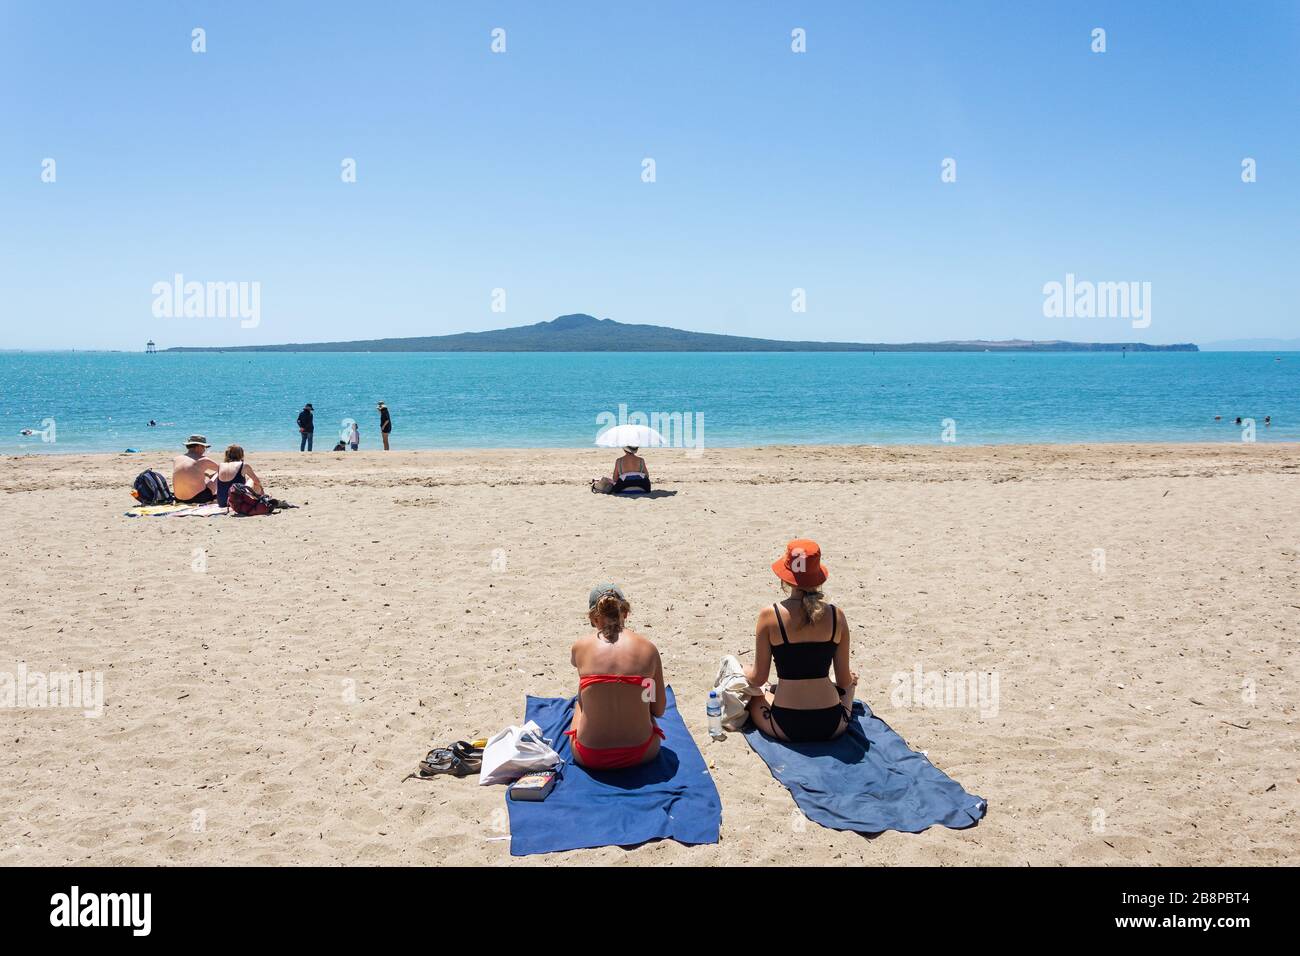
[1, 351, 1295, 454]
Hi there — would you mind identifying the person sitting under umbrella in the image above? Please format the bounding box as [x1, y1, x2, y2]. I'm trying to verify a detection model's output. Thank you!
[591, 424, 659, 495]
[610, 446, 651, 494]
[593, 446, 651, 494]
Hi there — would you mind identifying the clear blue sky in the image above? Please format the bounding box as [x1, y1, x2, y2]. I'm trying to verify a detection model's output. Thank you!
[1, 1, 1296, 350]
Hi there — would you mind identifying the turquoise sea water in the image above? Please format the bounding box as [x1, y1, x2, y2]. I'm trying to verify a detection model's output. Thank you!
[0, 351, 1296, 454]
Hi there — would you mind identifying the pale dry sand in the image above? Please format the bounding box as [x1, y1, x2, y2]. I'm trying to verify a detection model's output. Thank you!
[1, 444, 1297, 866]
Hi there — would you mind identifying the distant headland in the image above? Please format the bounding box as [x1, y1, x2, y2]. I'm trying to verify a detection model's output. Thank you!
[165, 314, 1199, 353]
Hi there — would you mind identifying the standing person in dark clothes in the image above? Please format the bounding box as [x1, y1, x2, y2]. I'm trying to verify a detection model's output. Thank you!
[298, 403, 315, 452]
[378, 401, 392, 450]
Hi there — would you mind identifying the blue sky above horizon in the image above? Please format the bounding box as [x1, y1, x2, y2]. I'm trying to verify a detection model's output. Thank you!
[1, 1, 1296, 350]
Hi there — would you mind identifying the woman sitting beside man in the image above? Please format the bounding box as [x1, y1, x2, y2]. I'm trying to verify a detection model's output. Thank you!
[591, 447, 651, 495]
[745, 539, 858, 742]
[567, 584, 665, 769]
[212, 444, 266, 508]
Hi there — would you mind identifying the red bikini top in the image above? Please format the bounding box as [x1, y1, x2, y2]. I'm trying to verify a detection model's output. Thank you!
[578, 674, 652, 690]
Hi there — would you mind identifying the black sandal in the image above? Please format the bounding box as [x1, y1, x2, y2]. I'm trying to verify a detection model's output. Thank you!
[450, 740, 483, 774]
[418, 740, 483, 778]
[418, 747, 457, 776]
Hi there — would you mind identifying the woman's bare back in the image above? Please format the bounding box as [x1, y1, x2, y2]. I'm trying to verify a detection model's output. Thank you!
[570, 628, 664, 748]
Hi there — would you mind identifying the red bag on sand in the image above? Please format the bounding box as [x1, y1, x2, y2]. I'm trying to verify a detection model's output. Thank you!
[227, 483, 273, 516]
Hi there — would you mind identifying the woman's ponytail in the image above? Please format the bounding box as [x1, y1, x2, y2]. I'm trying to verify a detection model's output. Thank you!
[783, 582, 827, 623]
[801, 587, 827, 624]
[588, 592, 631, 641]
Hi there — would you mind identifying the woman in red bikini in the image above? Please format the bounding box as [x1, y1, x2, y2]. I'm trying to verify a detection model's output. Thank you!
[566, 583, 666, 770]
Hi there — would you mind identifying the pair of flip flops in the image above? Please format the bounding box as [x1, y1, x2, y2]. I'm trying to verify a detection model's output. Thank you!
[419, 740, 484, 778]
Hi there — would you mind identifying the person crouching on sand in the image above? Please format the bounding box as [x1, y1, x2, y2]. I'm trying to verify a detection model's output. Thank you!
[214, 444, 265, 508]
[173, 435, 220, 504]
[565, 584, 666, 769]
[744, 539, 858, 742]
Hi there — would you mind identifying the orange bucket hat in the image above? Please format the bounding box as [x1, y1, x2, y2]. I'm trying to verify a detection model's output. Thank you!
[772, 538, 829, 589]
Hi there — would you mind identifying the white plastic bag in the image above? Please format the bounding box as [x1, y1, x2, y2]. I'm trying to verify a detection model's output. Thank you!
[479, 720, 562, 785]
[714, 655, 762, 731]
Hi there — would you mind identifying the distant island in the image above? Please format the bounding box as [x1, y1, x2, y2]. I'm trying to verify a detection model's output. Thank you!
[166, 314, 1199, 353]
[1201, 338, 1300, 351]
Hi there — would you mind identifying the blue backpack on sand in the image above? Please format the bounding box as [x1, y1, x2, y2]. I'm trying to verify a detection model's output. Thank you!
[133, 469, 174, 505]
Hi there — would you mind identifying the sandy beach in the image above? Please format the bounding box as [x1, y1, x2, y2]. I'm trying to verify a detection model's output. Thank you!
[1, 443, 1296, 867]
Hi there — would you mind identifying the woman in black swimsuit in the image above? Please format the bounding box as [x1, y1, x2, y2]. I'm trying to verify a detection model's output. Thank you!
[214, 444, 265, 508]
[744, 539, 857, 742]
[610, 446, 651, 494]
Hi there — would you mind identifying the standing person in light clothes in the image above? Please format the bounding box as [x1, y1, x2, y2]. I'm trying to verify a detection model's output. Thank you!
[378, 401, 392, 450]
[347, 420, 360, 451]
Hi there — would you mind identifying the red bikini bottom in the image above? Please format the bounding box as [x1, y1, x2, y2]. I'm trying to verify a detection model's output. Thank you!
[564, 724, 665, 769]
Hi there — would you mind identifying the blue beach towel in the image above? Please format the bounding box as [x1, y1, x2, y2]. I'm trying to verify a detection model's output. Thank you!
[506, 686, 722, 856]
[744, 699, 986, 833]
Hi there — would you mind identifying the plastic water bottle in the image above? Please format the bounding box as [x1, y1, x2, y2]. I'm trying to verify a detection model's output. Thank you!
[706, 690, 724, 740]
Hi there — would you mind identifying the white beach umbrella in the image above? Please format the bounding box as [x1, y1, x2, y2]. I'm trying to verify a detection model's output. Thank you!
[595, 423, 666, 449]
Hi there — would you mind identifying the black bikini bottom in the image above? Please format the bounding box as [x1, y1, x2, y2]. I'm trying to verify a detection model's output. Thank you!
[177, 488, 215, 504]
[611, 475, 651, 494]
[769, 702, 850, 742]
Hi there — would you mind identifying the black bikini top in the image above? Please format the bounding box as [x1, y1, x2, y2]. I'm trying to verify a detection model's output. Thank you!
[769, 603, 837, 680]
